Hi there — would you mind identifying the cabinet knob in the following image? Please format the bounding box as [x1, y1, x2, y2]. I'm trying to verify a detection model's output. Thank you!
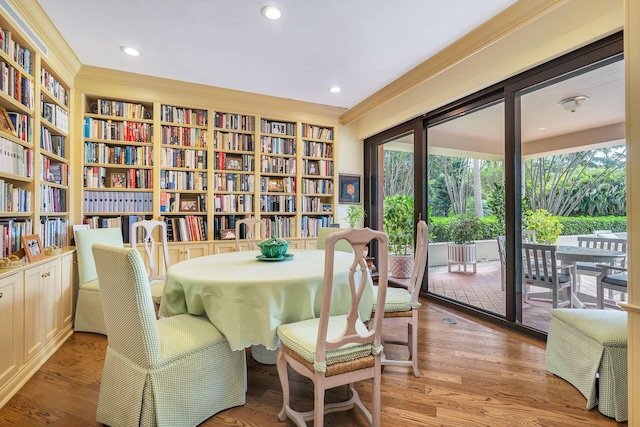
[0, 292, 3, 298]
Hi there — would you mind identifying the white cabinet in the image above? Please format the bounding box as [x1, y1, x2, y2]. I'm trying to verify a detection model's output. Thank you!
[0, 273, 23, 393]
[166, 242, 209, 266]
[60, 252, 75, 328]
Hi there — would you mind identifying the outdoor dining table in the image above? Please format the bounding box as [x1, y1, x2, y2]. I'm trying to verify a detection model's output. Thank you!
[555, 245, 626, 308]
[158, 249, 373, 359]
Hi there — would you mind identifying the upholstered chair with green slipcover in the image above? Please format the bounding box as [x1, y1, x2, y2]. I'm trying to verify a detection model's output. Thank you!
[316, 227, 354, 253]
[74, 227, 124, 335]
[92, 244, 246, 427]
[276, 227, 387, 426]
[372, 219, 428, 377]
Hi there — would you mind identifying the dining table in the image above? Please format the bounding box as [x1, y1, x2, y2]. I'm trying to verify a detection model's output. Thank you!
[158, 248, 373, 361]
[555, 245, 626, 308]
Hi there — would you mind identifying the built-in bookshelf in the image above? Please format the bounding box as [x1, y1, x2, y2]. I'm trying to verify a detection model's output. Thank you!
[82, 97, 154, 242]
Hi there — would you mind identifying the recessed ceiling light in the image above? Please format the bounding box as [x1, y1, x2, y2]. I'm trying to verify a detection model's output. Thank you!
[120, 46, 140, 57]
[261, 5, 282, 20]
[329, 86, 341, 93]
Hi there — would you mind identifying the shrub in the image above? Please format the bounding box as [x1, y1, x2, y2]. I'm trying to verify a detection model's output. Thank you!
[383, 195, 414, 255]
[449, 214, 482, 244]
[523, 209, 562, 244]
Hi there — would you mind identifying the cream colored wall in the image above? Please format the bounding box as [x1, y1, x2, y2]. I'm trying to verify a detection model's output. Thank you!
[335, 124, 364, 226]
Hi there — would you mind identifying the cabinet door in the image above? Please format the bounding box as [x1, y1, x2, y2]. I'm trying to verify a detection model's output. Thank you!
[184, 243, 208, 260]
[213, 241, 236, 254]
[166, 245, 185, 266]
[60, 253, 75, 328]
[0, 273, 24, 388]
[42, 260, 61, 343]
[23, 265, 45, 361]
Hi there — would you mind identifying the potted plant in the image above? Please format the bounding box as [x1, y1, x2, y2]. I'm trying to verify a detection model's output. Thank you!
[344, 205, 366, 228]
[447, 213, 482, 274]
[383, 195, 415, 278]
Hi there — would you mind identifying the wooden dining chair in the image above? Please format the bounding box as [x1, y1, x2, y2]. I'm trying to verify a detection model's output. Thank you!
[575, 236, 626, 296]
[276, 227, 388, 426]
[522, 243, 572, 308]
[130, 219, 171, 306]
[235, 218, 265, 251]
[597, 264, 627, 309]
[370, 219, 427, 377]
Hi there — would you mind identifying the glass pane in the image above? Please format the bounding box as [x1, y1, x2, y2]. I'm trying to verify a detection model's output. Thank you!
[427, 101, 506, 316]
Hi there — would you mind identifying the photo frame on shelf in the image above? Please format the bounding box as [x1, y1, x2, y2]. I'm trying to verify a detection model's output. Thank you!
[220, 229, 236, 240]
[307, 160, 319, 175]
[268, 178, 285, 192]
[0, 106, 16, 136]
[179, 199, 198, 212]
[322, 203, 332, 212]
[270, 121, 286, 135]
[111, 173, 126, 188]
[225, 155, 243, 171]
[21, 234, 45, 262]
[338, 174, 361, 204]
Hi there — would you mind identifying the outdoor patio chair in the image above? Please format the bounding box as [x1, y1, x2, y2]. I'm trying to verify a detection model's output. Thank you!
[234, 218, 266, 251]
[575, 236, 627, 295]
[276, 227, 388, 426]
[497, 235, 506, 291]
[522, 243, 572, 308]
[597, 264, 627, 310]
[522, 229, 537, 243]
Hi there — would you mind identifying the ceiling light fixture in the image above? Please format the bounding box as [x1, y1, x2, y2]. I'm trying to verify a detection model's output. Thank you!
[558, 95, 589, 112]
[261, 5, 282, 20]
[329, 86, 341, 93]
[120, 46, 140, 57]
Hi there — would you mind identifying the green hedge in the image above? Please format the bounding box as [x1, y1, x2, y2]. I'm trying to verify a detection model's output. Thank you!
[430, 215, 626, 242]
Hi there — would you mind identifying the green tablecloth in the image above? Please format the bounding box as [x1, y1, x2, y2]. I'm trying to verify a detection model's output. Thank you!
[158, 249, 373, 351]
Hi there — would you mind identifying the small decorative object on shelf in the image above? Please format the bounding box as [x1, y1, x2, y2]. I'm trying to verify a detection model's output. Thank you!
[0, 254, 25, 269]
[21, 234, 45, 263]
[44, 245, 62, 256]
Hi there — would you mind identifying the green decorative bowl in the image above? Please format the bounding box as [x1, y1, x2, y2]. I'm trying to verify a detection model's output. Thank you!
[256, 237, 290, 259]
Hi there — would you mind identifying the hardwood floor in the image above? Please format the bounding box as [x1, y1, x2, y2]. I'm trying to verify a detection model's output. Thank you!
[0, 300, 625, 426]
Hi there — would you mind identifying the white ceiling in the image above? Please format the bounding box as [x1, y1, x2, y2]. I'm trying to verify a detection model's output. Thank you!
[36, 0, 518, 109]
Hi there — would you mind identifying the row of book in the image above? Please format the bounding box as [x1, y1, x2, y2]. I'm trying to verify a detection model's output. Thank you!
[301, 178, 333, 194]
[40, 68, 68, 106]
[160, 147, 207, 169]
[8, 111, 32, 143]
[0, 61, 34, 108]
[84, 142, 154, 166]
[161, 125, 207, 147]
[40, 157, 68, 185]
[0, 178, 31, 212]
[259, 195, 296, 213]
[301, 196, 330, 213]
[0, 219, 33, 257]
[301, 124, 334, 141]
[300, 215, 334, 238]
[159, 192, 206, 213]
[302, 159, 333, 176]
[263, 216, 296, 238]
[214, 173, 254, 192]
[213, 131, 254, 151]
[260, 119, 296, 136]
[164, 215, 207, 242]
[40, 184, 66, 212]
[259, 136, 296, 155]
[83, 117, 153, 143]
[160, 105, 207, 126]
[84, 167, 153, 189]
[92, 99, 150, 119]
[41, 96, 69, 132]
[40, 218, 68, 248]
[214, 112, 255, 131]
[213, 194, 254, 213]
[260, 156, 296, 174]
[0, 26, 32, 73]
[0, 136, 33, 177]
[303, 140, 333, 158]
[159, 170, 207, 191]
[83, 191, 152, 213]
[214, 152, 255, 171]
[41, 126, 65, 157]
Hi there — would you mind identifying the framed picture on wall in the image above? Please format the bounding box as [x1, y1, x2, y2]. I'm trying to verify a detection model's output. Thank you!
[338, 174, 361, 204]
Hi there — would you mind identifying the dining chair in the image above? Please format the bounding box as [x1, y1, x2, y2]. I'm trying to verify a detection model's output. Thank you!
[372, 219, 428, 377]
[575, 236, 627, 294]
[74, 227, 124, 335]
[91, 244, 246, 427]
[316, 227, 354, 253]
[596, 264, 627, 309]
[235, 218, 266, 251]
[496, 235, 506, 291]
[522, 229, 537, 243]
[276, 227, 388, 426]
[130, 219, 171, 306]
[522, 243, 572, 308]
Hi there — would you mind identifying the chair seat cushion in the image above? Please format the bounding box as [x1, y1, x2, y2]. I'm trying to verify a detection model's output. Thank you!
[149, 279, 165, 304]
[371, 286, 412, 312]
[602, 273, 628, 288]
[576, 261, 600, 272]
[79, 279, 100, 291]
[550, 309, 627, 345]
[524, 272, 571, 284]
[277, 314, 373, 370]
